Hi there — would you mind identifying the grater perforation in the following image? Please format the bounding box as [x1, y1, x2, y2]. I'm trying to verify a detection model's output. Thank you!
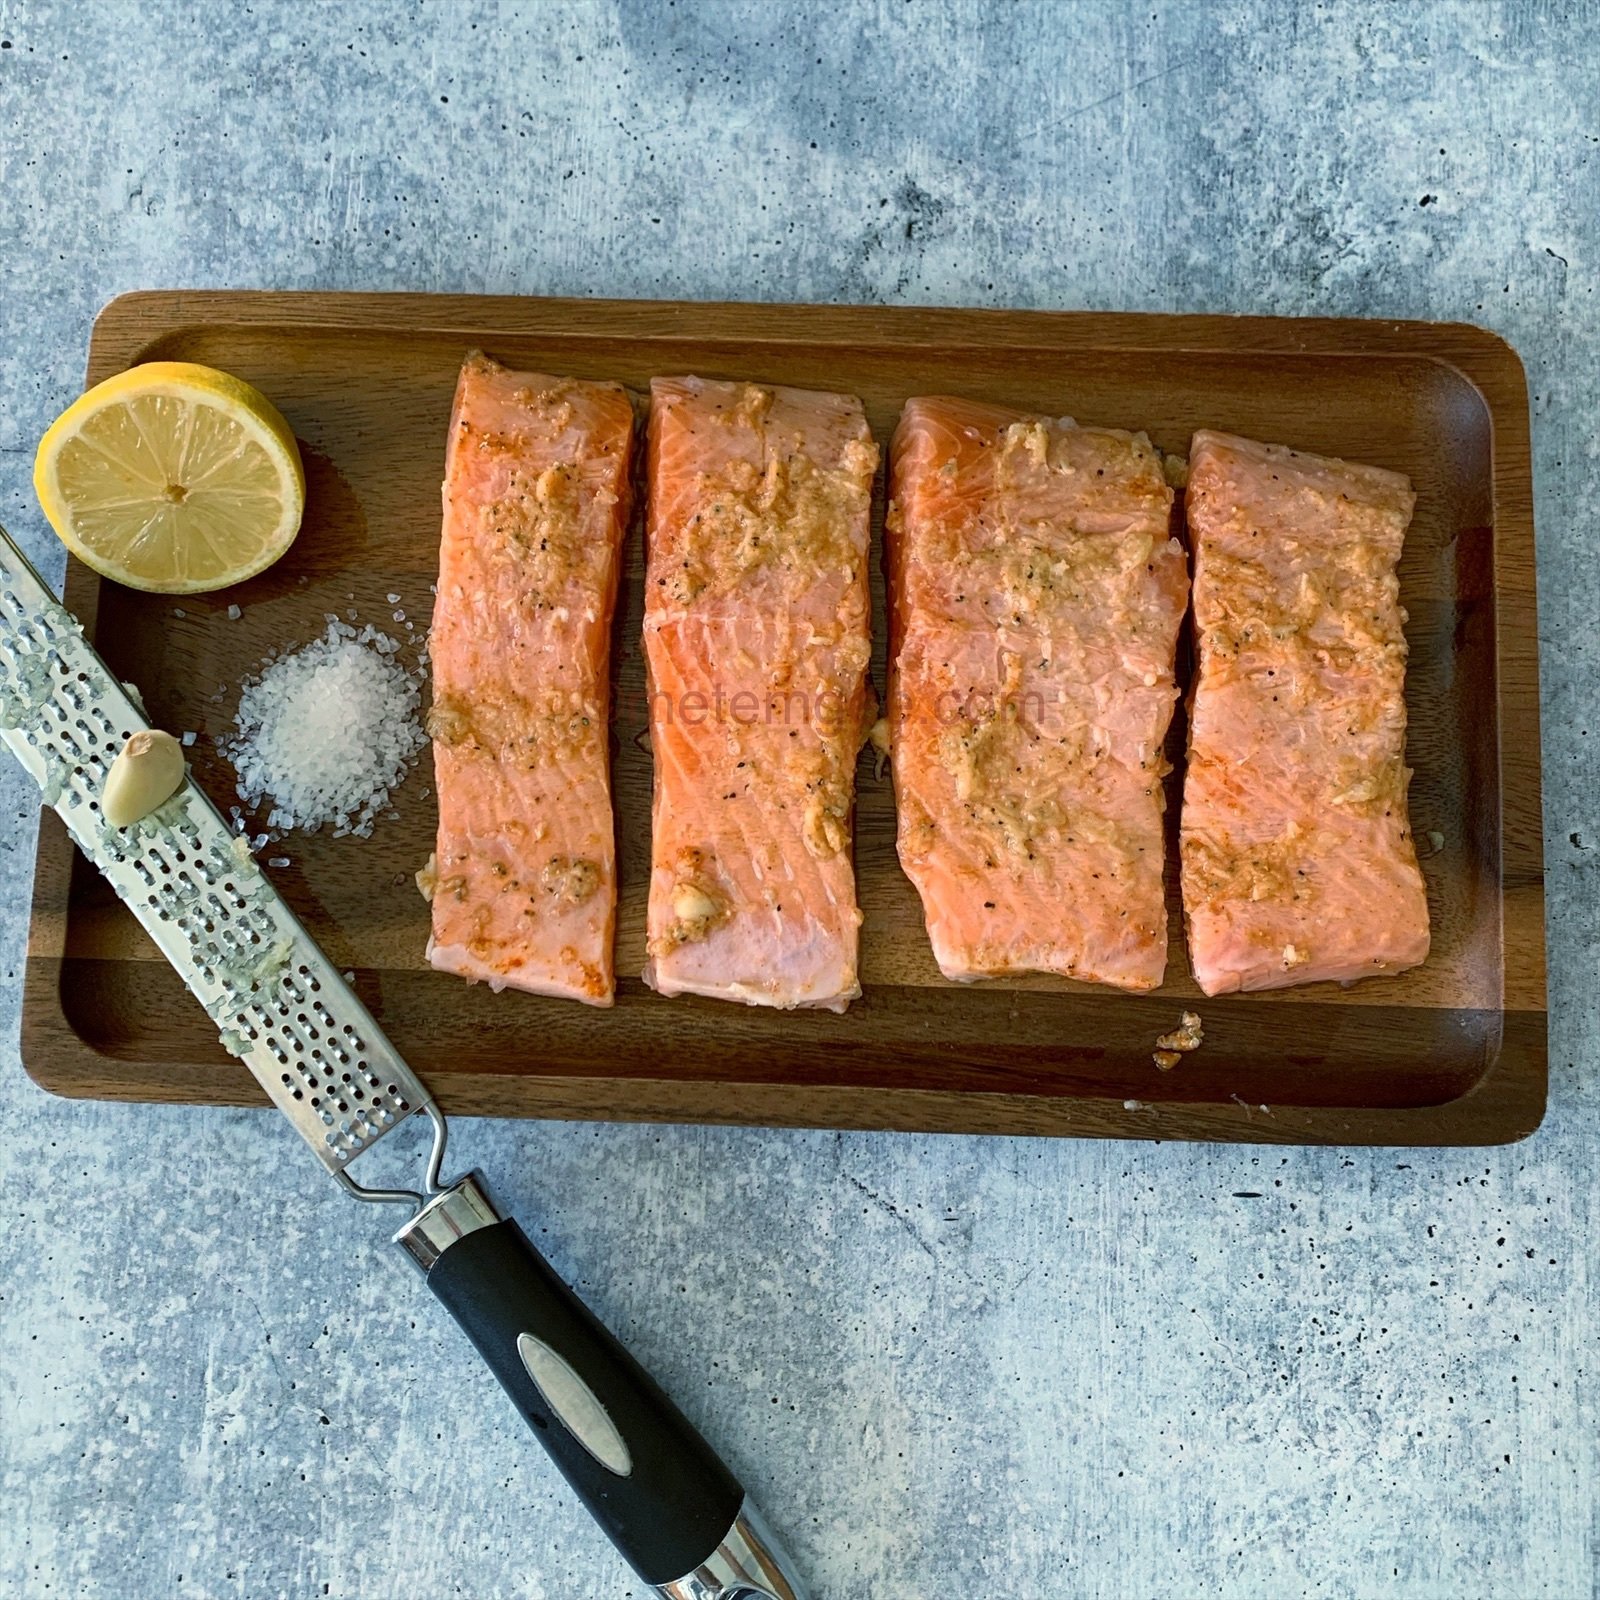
[0, 531, 434, 1177]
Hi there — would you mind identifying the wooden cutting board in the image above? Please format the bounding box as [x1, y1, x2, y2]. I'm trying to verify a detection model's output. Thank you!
[21, 292, 1546, 1145]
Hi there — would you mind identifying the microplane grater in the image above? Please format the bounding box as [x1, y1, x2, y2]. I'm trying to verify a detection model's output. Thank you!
[0, 532, 434, 1180]
[0, 522, 808, 1599]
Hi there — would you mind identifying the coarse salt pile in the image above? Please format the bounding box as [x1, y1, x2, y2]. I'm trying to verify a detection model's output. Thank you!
[227, 617, 425, 837]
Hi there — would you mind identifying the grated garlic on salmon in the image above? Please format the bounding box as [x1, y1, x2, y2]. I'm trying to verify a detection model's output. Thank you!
[1180, 431, 1430, 995]
[642, 377, 876, 1011]
[424, 352, 633, 1005]
[886, 396, 1187, 991]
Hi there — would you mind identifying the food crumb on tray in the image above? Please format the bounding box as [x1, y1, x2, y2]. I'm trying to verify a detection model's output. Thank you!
[867, 715, 891, 779]
[416, 851, 438, 903]
[1153, 1010, 1205, 1070]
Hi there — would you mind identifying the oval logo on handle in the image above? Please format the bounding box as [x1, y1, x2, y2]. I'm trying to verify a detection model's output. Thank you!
[515, 1332, 633, 1478]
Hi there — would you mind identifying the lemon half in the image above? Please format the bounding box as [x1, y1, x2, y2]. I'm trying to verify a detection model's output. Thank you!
[34, 362, 305, 594]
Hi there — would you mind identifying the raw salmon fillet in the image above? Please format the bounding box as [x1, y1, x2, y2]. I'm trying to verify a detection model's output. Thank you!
[643, 376, 877, 1010]
[886, 397, 1187, 991]
[1180, 429, 1430, 995]
[425, 352, 633, 1005]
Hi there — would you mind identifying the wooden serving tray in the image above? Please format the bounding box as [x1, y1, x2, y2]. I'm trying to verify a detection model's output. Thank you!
[22, 292, 1546, 1145]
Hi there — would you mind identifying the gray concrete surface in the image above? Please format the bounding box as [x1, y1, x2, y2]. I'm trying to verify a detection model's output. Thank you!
[0, 2, 1594, 1596]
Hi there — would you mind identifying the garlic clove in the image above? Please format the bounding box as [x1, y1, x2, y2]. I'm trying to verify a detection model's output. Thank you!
[102, 729, 186, 828]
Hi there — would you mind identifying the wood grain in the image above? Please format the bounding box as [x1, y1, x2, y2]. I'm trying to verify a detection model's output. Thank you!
[20, 292, 1546, 1145]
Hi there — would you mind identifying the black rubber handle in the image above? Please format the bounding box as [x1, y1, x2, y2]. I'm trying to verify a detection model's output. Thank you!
[426, 1217, 743, 1586]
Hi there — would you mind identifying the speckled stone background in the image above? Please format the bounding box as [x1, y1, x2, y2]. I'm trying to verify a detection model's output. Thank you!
[0, 3, 1594, 1597]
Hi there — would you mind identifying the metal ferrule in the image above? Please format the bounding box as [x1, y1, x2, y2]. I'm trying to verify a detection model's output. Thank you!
[393, 1173, 501, 1271]
[655, 1499, 810, 1600]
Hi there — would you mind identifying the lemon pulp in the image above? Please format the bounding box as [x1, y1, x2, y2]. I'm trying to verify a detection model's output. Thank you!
[34, 362, 305, 593]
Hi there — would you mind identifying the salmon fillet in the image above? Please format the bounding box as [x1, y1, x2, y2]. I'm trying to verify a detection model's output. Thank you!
[643, 376, 877, 1011]
[1180, 429, 1430, 995]
[425, 352, 633, 1005]
[886, 397, 1187, 991]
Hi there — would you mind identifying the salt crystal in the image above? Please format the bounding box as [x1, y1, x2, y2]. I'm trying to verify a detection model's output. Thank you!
[181, 731, 197, 747]
[393, 610, 405, 622]
[225, 617, 424, 838]
[342, 970, 355, 983]
[227, 604, 242, 621]
[173, 607, 187, 619]
[268, 856, 290, 869]
[386, 593, 401, 605]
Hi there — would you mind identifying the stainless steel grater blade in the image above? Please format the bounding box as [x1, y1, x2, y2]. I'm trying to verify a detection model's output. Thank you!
[0, 521, 810, 1600]
[0, 530, 438, 1187]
